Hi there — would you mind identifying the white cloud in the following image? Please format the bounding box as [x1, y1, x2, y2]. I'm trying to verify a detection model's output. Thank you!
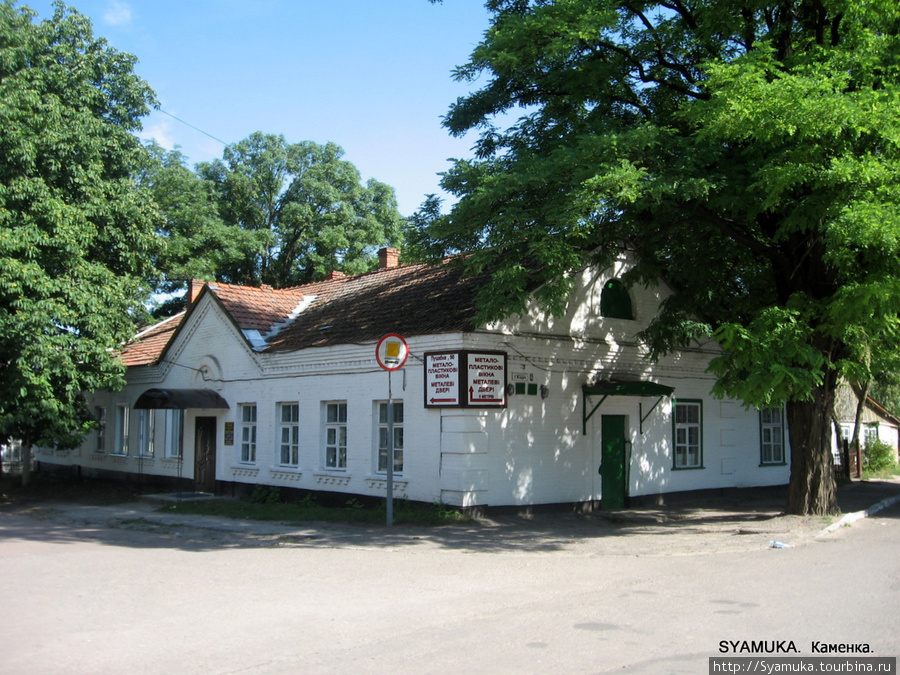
[139, 119, 176, 151]
[103, 1, 132, 27]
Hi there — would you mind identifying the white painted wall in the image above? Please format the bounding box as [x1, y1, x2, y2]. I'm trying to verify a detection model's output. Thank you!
[39, 262, 790, 506]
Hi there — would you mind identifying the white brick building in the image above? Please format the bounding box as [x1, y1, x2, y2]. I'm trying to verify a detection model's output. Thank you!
[37, 249, 791, 508]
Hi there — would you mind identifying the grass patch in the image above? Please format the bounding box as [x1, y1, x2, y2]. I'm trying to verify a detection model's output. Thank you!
[862, 463, 900, 481]
[161, 494, 472, 527]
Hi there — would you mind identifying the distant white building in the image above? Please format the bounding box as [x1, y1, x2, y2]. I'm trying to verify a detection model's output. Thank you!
[833, 384, 900, 466]
[36, 248, 791, 508]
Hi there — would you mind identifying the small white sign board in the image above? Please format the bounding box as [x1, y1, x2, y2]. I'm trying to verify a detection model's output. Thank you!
[425, 352, 461, 406]
[466, 352, 507, 407]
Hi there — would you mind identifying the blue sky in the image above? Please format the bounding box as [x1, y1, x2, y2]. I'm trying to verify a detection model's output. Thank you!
[22, 0, 493, 215]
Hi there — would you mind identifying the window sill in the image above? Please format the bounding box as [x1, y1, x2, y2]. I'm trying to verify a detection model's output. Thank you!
[759, 462, 787, 467]
[671, 465, 705, 471]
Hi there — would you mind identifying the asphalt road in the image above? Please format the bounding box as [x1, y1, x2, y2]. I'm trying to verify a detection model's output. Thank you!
[1, 495, 898, 674]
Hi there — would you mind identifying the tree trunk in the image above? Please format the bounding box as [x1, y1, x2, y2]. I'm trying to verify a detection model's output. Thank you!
[830, 413, 851, 480]
[786, 375, 839, 515]
[849, 381, 869, 477]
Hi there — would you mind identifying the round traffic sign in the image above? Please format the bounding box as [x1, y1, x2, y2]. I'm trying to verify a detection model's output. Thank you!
[376, 334, 409, 371]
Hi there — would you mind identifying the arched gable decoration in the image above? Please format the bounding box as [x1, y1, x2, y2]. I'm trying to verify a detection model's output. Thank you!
[600, 279, 633, 319]
[134, 388, 229, 410]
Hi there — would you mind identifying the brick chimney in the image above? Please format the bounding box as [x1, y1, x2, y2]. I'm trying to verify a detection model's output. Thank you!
[188, 279, 205, 304]
[326, 270, 347, 281]
[378, 247, 400, 270]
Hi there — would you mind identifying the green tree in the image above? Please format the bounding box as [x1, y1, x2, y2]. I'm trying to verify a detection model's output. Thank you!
[138, 141, 259, 315]
[0, 2, 158, 465]
[417, 0, 900, 514]
[199, 132, 404, 287]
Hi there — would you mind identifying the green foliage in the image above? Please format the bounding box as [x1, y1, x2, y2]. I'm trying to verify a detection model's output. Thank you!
[416, 0, 900, 513]
[863, 439, 897, 473]
[197, 132, 404, 288]
[250, 484, 282, 505]
[0, 2, 158, 448]
[138, 142, 259, 312]
[415, 0, 900, 398]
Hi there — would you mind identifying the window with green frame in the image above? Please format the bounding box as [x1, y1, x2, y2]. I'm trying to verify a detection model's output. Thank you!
[600, 279, 633, 319]
[673, 400, 703, 469]
[759, 407, 785, 465]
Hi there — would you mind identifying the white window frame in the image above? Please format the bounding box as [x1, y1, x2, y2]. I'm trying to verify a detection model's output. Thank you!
[114, 404, 130, 456]
[759, 407, 785, 465]
[165, 410, 184, 459]
[278, 403, 299, 467]
[324, 402, 348, 469]
[864, 424, 879, 447]
[673, 400, 702, 469]
[137, 409, 155, 457]
[240, 404, 257, 464]
[376, 400, 404, 474]
[95, 406, 106, 453]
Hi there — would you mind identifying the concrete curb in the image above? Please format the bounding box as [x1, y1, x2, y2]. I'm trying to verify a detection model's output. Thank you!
[816, 494, 900, 537]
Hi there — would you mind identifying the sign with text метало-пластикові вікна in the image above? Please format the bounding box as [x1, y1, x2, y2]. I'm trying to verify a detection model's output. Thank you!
[424, 351, 507, 409]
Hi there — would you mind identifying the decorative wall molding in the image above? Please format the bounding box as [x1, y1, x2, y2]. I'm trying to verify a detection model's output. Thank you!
[231, 466, 260, 479]
[269, 469, 303, 482]
[314, 472, 351, 487]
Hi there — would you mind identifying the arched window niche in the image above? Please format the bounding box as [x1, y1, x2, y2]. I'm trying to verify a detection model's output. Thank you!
[600, 278, 633, 320]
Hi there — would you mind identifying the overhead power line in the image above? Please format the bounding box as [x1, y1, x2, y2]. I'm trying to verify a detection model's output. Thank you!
[157, 108, 229, 146]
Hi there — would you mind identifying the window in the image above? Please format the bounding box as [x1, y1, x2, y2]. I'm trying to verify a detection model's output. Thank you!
[760, 407, 785, 465]
[864, 425, 879, 447]
[95, 406, 106, 453]
[377, 401, 404, 473]
[240, 404, 257, 464]
[278, 403, 299, 466]
[600, 279, 633, 319]
[673, 401, 702, 469]
[325, 402, 348, 469]
[165, 410, 184, 459]
[137, 410, 155, 457]
[114, 405, 130, 455]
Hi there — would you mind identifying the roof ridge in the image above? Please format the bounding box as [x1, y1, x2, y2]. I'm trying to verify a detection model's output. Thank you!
[132, 310, 186, 340]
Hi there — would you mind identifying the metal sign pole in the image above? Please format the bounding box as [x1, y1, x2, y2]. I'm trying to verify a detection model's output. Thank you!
[375, 333, 407, 528]
[387, 369, 394, 526]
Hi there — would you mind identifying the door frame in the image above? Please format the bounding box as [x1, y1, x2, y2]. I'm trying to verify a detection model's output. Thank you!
[599, 414, 628, 509]
[194, 416, 217, 494]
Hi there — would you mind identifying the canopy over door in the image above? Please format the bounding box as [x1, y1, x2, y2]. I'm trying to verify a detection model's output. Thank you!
[582, 380, 675, 434]
[134, 388, 229, 410]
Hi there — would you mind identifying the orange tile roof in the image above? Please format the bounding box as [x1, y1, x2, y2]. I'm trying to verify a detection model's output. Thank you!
[205, 282, 307, 334]
[117, 259, 486, 366]
[118, 312, 184, 367]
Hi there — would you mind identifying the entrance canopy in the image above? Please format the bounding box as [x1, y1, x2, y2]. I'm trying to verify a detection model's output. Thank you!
[582, 379, 675, 434]
[583, 380, 675, 398]
[134, 388, 229, 410]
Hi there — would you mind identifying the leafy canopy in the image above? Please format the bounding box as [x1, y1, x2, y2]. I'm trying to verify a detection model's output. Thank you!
[138, 141, 259, 314]
[0, 1, 158, 447]
[416, 0, 900, 411]
[198, 132, 404, 288]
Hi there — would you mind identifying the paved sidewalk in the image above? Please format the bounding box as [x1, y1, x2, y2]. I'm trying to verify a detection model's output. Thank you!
[5, 478, 898, 557]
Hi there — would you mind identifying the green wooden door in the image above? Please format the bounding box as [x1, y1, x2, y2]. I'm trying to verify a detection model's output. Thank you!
[600, 415, 627, 509]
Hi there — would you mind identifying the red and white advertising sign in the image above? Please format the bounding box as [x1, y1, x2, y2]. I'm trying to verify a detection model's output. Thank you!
[424, 350, 507, 408]
[425, 352, 461, 406]
[466, 351, 507, 407]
